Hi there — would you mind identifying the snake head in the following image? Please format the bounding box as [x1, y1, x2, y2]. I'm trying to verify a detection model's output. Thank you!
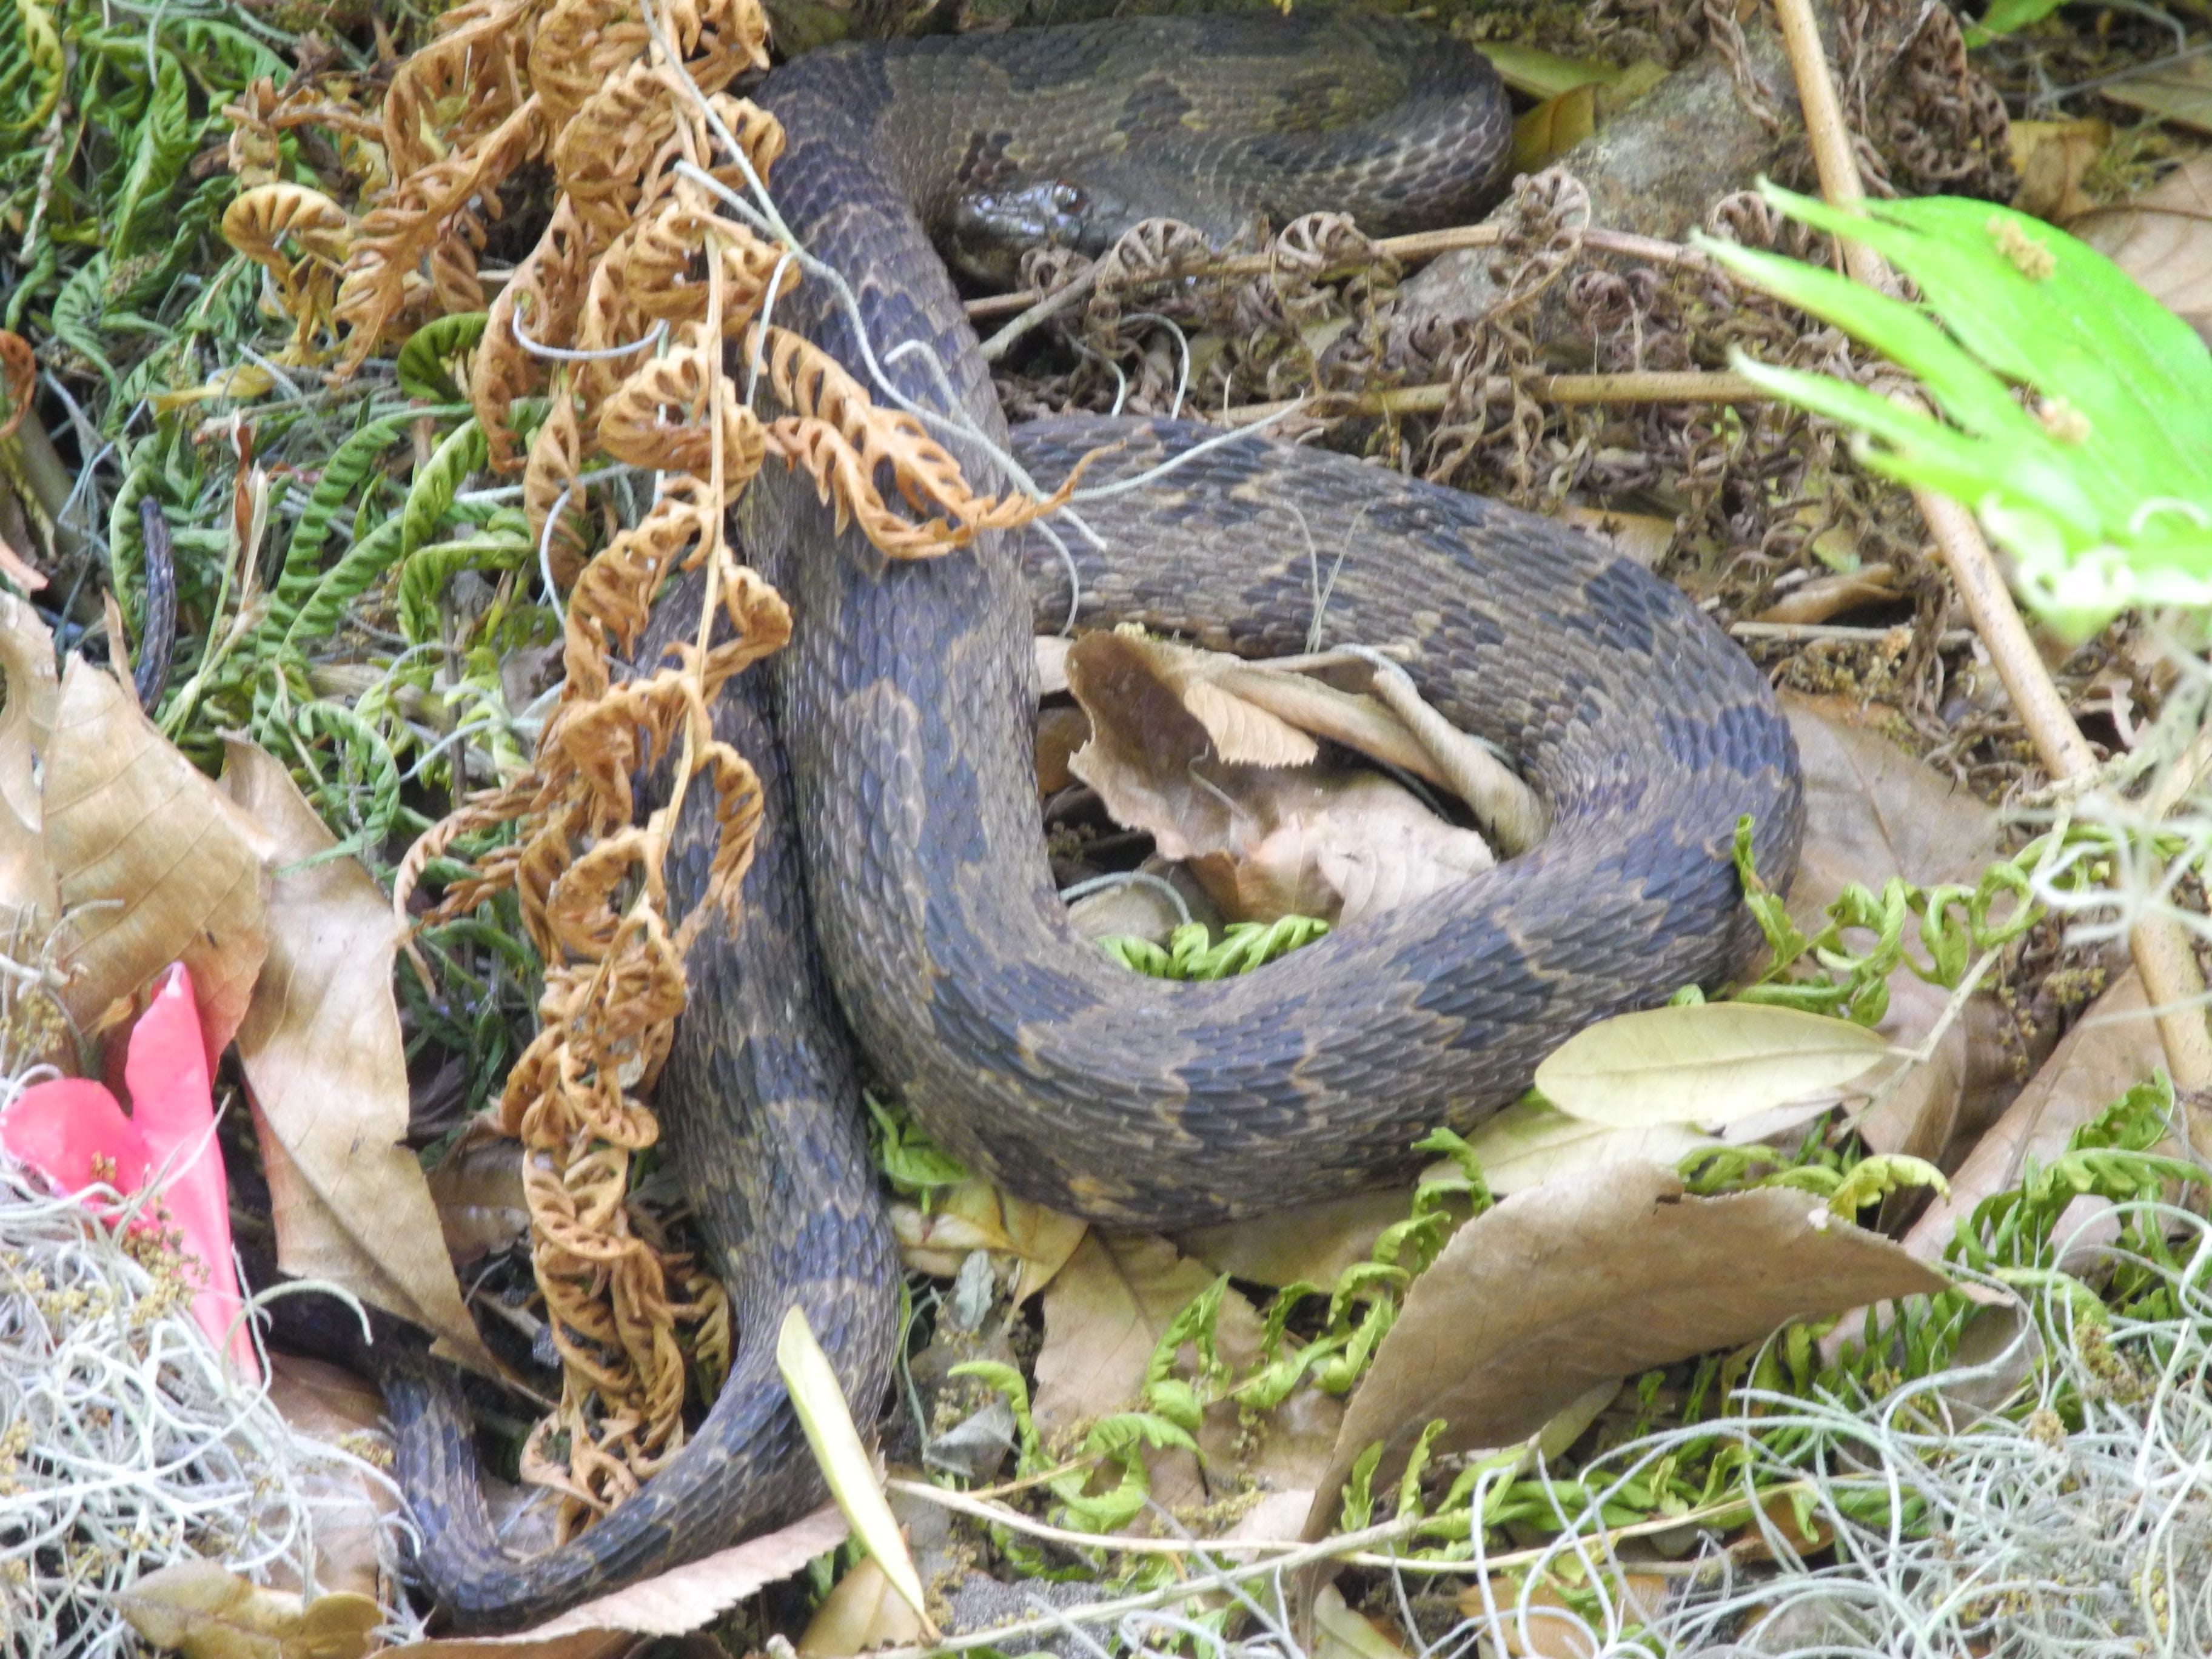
[947, 178, 1102, 286]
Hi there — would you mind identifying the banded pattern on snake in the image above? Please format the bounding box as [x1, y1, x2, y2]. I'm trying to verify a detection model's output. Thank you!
[384, 12, 1803, 1629]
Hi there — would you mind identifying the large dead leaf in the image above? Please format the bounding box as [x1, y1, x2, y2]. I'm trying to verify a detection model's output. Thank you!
[263, 1354, 397, 1604]
[2093, 53, 2211, 134]
[384, 1504, 851, 1654]
[2070, 154, 2212, 346]
[1064, 632, 1498, 925]
[44, 658, 271, 1051]
[1176, 1188, 1416, 1289]
[1034, 1231, 1261, 1441]
[2009, 119, 2111, 220]
[1300, 1161, 1948, 1541]
[114, 1558, 380, 1659]
[0, 592, 58, 929]
[1903, 968, 2162, 1261]
[221, 740, 493, 1373]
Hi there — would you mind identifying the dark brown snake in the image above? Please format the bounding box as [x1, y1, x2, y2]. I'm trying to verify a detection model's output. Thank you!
[383, 12, 1804, 1630]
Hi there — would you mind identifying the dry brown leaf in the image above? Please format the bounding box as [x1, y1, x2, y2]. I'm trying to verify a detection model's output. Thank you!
[1751, 563, 1903, 626]
[1313, 1583, 1413, 1659]
[0, 592, 59, 930]
[113, 1558, 380, 1659]
[890, 1177, 1090, 1302]
[1903, 968, 2162, 1261]
[2070, 153, 2212, 345]
[797, 1557, 927, 1657]
[1300, 1161, 1948, 1541]
[1176, 1188, 1415, 1289]
[2094, 53, 2211, 134]
[1558, 506, 1674, 569]
[44, 658, 271, 1051]
[1064, 632, 1512, 923]
[425, 1127, 533, 1265]
[1034, 1231, 1260, 1442]
[1082, 634, 1319, 768]
[1456, 1570, 1673, 1658]
[220, 739, 495, 1373]
[383, 1504, 850, 1653]
[262, 1353, 397, 1603]
[2008, 119, 2111, 221]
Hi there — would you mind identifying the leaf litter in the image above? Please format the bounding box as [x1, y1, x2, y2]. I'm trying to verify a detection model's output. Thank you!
[4, 0, 2208, 1649]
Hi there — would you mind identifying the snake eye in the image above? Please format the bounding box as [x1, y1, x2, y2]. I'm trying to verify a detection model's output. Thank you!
[1050, 181, 1088, 214]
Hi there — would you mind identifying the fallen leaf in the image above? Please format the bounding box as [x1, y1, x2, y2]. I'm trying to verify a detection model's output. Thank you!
[1751, 563, 1903, 625]
[1513, 84, 1595, 171]
[779, 1307, 935, 1638]
[1779, 697, 2016, 1166]
[2070, 153, 2212, 345]
[424, 1129, 532, 1265]
[1902, 969, 2162, 1261]
[2094, 52, 2211, 134]
[797, 1557, 926, 1657]
[44, 658, 271, 1059]
[2008, 118, 2111, 220]
[0, 594, 58, 932]
[1533, 1004, 1887, 1128]
[1479, 42, 1617, 99]
[1558, 507, 1674, 569]
[1313, 1583, 1412, 1659]
[1301, 1161, 1949, 1541]
[383, 1504, 850, 1652]
[1463, 1096, 1717, 1193]
[220, 739, 494, 1373]
[262, 1353, 398, 1603]
[1176, 1188, 1416, 1289]
[1073, 632, 1318, 768]
[1457, 1570, 1673, 1658]
[889, 1176, 1089, 1302]
[1189, 769, 1495, 925]
[1781, 695, 2003, 904]
[1034, 1231, 1259, 1441]
[114, 1558, 380, 1659]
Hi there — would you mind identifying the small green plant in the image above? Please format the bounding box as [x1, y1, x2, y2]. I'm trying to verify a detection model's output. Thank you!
[1698, 184, 2212, 640]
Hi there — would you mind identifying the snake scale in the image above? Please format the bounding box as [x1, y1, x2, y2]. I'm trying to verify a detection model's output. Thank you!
[383, 11, 1805, 1629]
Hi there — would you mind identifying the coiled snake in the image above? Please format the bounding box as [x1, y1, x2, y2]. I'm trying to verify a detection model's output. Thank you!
[384, 12, 1805, 1629]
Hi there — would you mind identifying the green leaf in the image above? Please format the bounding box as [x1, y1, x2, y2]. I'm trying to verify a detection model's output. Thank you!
[1698, 185, 2212, 637]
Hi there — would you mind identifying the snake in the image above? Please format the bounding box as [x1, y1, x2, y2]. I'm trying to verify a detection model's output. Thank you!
[381, 8, 1805, 1631]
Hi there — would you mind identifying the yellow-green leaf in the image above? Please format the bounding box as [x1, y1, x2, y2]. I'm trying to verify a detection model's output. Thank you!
[776, 1307, 936, 1640]
[1534, 1004, 1888, 1127]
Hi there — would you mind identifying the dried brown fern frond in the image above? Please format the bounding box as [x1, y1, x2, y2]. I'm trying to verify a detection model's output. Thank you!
[221, 184, 357, 361]
[756, 324, 1101, 555]
[479, 199, 602, 471]
[522, 385, 592, 579]
[599, 326, 769, 482]
[333, 97, 545, 371]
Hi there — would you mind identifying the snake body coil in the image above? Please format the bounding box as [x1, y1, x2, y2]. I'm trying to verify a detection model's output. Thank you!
[387, 14, 1803, 1629]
